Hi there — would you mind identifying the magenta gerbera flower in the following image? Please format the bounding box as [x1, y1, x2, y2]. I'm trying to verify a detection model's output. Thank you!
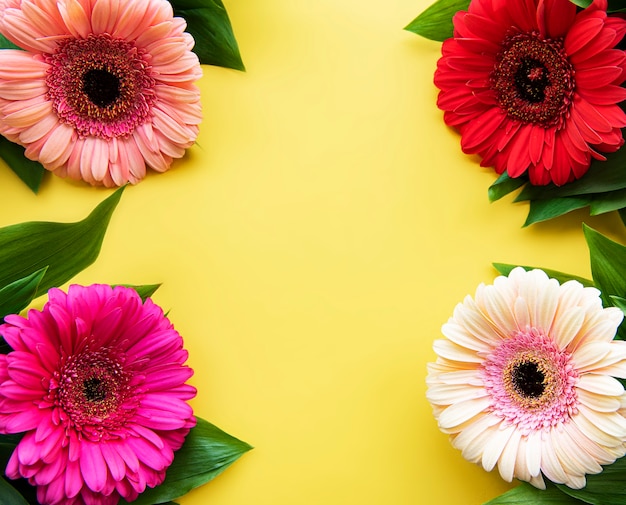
[434, 0, 626, 186]
[0, 0, 202, 186]
[0, 284, 196, 505]
[427, 268, 626, 489]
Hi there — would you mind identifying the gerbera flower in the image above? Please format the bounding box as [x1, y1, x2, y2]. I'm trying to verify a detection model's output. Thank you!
[434, 0, 626, 186]
[427, 267, 626, 489]
[0, 0, 202, 186]
[0, 284, 196, 505]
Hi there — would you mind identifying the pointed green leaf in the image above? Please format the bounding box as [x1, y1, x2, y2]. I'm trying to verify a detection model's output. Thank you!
[0, 187, 124, 298]
[610, 295, 626, 317]
[568, 0, 626, 11]
[404, 0, 470, 41]
[515, 156, 626, 202]
[114, 283, 161, 302]
[523, 197, 590, 226]
[588, 188, 626, 216]
[484, 482, 586, 504]
[123, 417, 251, 505]
[488, 173, 527, 202]
[0, 478, 30, 505]
[557, 456, 626, 504]
[171, 0, 244, 71]
[0, 36, 20, 50]
[0, 136, 45, 193]
[492, 263, 594, 287]
[0, 267, 47, 320]
[584, 225, 626, 307]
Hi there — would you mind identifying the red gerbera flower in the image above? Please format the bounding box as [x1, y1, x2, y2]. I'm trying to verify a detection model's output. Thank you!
[434, 0, 626, 186]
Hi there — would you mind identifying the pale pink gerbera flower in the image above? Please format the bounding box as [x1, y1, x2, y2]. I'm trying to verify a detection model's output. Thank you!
[0, 0, 202, 186]
[0, 284, 196, 505]
[427, 267, 626, 489]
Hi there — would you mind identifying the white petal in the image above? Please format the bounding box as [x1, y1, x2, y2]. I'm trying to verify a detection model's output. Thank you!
[497, 428, 522, 482]
[427, 383, 488, 405]
[454, 297, 506, 344]
[442, 321, 492, 353]
[438, 396, 492, 431]
[577, 388, 622, 413]
[540, 433, 568, 484]
[525, 430, 542, 477]
[577, 404, 626, 439]
[453, 415, 501, 463]
[512, 296, 531, 331]
[433, 339, 482, 363]
[550, 306, 584, 349]
[482, 423, 516, 472]
[571, 410, 624, 449]
[477, 284, 517, 335]
[577, 374, 624, 396]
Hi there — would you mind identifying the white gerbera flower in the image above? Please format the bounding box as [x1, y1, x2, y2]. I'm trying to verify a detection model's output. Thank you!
[427, 267, 626, 489]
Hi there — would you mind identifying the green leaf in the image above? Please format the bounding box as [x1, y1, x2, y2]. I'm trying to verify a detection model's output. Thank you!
[123, 417, 251, 505]
[0, 136, 45, 193]
[584, 224, 626, 307]
[492, 263, 594, 287]
[589, 188, 626, 216]
[114, 283, 161, 302]
[557, 456, 626, 504]
[0, 478, 30, 505]
[488, 173, 528, 202]
[0, 187, 124, 298]
[483, 482, 586, 504]
[404, 0, 470, 41]
[170, 0, 244, 71]
[516, 155, 626, 202]
[568, 0, 626, 11]
[0, 36, 20, 50]
[0, 267, 47, 320]
[610, 295, 626, 317]
[523, 197, 590, 226]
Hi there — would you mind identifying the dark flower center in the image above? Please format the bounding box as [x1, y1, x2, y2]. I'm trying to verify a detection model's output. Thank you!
[511, 361, 545, 398]
[81, 68, 121, 108]
[55, 347, 140, 441]
[515, 58, 549, 103]
[45, 34, 156, 139]
[492, 32, 575, 127]
[83, 376, 107, 402]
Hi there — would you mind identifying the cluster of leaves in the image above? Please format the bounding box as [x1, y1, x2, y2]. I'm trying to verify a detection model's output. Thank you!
[0, 0, 244, 193]
[486, 225, 626, 504]
[405, 0, 626, 226]
[0, 188, 251, 504]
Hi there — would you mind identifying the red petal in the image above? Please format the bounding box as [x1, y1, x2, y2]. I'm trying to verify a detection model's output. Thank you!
[540, 0, 577, 38]
[541, 128, 557, 170]
[565, 17, 604, 55]
[572, 48, 625, 71]
[576, 66, 623, 89]
[460, 107, 507, 151]
[528, 125, 545, 164]
[572, 98, 613, 133]
[508, 0, 540, 33]
[505, 124, 533, 177]
[577, 85, 626, 105]
[569, 27, 618, 64]
[464, 13, 508, 44]
[593, 104, 626, 129]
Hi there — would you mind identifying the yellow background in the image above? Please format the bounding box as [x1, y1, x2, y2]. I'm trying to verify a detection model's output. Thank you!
[1, 0, 626, 504]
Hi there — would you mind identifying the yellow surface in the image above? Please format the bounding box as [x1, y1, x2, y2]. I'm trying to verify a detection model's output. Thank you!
[1, 1, 626, 504]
